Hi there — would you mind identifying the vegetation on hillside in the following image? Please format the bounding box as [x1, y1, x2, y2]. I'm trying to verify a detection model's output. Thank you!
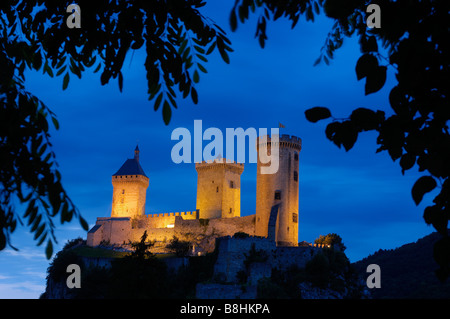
[353, 231, 450, 299]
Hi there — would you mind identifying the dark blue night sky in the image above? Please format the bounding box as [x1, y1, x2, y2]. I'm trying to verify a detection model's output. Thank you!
[0, 2, 435, 298]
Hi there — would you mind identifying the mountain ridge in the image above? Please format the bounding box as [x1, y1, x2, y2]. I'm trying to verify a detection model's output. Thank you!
[352, 231, 450, 298]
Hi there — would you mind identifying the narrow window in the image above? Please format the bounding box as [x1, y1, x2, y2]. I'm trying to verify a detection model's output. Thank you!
[274, 191, 281, 200]
[294, 171, 298, 182]
[293, 213, 298, 223]
[294, 152, 299, 161]
[216, 186, 219, 193]
[229, 208, 232, 214]
[230, 181, 234, 188]
[122, 189, 125, 194]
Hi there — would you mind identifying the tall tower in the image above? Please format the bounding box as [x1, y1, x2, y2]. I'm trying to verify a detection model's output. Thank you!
[195, 157, 244, 219]
[111, 145, 149, 218]
[255, 134, 302, 246]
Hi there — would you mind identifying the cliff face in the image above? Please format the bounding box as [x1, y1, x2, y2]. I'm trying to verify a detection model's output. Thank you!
[43, 277, 74, 299]
[196, 236, 369, 299]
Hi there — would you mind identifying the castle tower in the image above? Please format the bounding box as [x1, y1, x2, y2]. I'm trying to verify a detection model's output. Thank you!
[111, 145, 149, 218]
[255, 134, 302, 246]
[195, 157, 244, 219]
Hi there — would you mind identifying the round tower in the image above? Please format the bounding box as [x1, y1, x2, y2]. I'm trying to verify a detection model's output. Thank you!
[111, 145, 149, 218]
[255, 134, 302, 246]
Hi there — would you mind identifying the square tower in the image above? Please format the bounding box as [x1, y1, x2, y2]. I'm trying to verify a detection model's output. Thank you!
[195, 158, 244, 219]
[111, 146, 149, 218]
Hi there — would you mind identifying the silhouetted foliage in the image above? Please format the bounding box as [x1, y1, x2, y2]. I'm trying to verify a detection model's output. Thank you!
[231, 0, 449, 281]
[166, 235, 192, 257]
[0, 0, 231, 258]
[315, 233, 346, 251]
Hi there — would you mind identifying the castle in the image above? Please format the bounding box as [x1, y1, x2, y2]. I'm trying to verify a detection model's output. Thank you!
[87, 134, 303, 254]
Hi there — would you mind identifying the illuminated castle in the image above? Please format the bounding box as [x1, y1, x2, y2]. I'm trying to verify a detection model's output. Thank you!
[87, 134, 302, 253]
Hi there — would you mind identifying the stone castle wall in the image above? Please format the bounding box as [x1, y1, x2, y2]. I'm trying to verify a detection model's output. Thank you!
[87, 213, 256, 254]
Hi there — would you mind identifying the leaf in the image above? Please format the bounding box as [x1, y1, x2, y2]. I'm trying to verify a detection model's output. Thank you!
[349, 108, 379, 131]
[154, 93, 163, 111]
[193, 70, 199, 83]
[56, 65, 66, 76]
[230, 9, 238, 31]
[340, 121, 358, 151]
[423, 206, 448, 236]
[219, 49, 230, 64]
[51, 116, 59, 130]
[355, 53, 378, 81]
[162, 101, 171, 125]
[305, 107, 332, 123]
[314, 1, 320, 14]
[79, 216, 89, 231]
[34, 224, 45, 240]
[206, 42, 216, 55]
[93, 63, 102, 73]
[45, 240, 53, 260]
[197, 63, 207, 73]
[400, 153, 416, 174]
[412, 176, 437, 205]
[100, 70, 110, 85]
[62, 72, 70, 90]
[194, 45, 205, 54]
[33, 52, 42, 70]
[313, 56, 322, 66]
[191, 87, 198, 104]
[118, 71, 123, 92]
[196, 54, 208, 63]
[325, 121, 358, 151]
[365, 66, 387, 95]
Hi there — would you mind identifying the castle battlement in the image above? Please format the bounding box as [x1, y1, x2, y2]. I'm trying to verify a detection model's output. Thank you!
[195, 158, 244, 172]
[257, 134, 302, 151]
[145, 210, 198, 219]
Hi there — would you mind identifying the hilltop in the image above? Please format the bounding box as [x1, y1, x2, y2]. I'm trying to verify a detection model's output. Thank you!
[352, 231, 450, 299]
